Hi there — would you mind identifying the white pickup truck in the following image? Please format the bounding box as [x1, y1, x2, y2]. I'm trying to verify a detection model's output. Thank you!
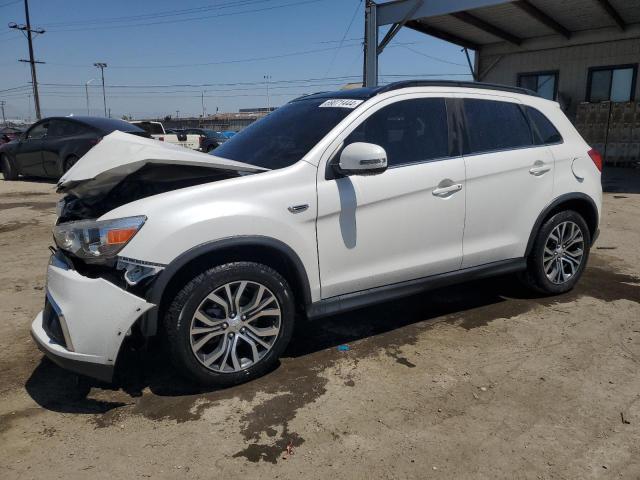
[130, 121, 200, 150]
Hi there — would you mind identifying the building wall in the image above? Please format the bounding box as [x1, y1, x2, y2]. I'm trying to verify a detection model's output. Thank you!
[477, 25, 640, 119]
[158, 113, 268, 132]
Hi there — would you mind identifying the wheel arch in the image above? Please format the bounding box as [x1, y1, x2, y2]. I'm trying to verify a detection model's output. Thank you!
[143, 236, 312, 336]
[1, 151, 20, 176]
[525, 193, 599, 257]
[58, 152, 80, 175]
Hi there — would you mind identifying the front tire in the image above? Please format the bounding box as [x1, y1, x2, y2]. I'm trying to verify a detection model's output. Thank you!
[521, 210, 591, 294]
[164, 262, 295, 387]
[1, 155, 18, 180]
[63, 155, 79, 173]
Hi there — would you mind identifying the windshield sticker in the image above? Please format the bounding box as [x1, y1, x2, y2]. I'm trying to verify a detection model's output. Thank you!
[319, 99, 364, 109]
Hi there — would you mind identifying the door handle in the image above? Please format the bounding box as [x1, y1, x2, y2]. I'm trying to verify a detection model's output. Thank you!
[529, 161, 551, 176]
[433, 183, 462, 197]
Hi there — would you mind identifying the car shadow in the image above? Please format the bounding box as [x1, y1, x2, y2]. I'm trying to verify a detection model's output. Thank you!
[601, 166, 640, 194]
[24, 273, 549, 414]
[17, 176, 59, 184]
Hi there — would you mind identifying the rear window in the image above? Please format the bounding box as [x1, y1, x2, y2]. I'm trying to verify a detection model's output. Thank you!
[462, 99, 533, 155]
[133, 122, 164, 135]
[526, 106, 562, 145]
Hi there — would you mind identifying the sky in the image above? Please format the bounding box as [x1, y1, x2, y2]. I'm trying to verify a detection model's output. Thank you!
[0, 0, 474, 120]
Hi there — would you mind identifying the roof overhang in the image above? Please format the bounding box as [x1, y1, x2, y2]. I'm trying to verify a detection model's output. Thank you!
[375, 0, 637, 50]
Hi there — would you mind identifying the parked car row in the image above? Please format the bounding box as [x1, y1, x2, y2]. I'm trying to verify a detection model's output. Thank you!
[179, 128, 229, 152]
[0, 116, 149, 180]
[130, 122, 232, 153]
[130, 121, 200, 150]
[0, 116, 239, 180]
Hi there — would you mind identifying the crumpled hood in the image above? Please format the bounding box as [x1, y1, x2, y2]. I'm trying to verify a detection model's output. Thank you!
[57, 130, 266, 198]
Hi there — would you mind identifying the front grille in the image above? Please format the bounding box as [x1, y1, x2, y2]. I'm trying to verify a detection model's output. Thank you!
[42, 297, 67, 348]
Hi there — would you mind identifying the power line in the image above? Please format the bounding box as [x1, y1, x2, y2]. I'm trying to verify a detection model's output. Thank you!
[40, 0, 276, 27]
[399, 45, 467, 67]
[323, 0, 363, 78]
[1, 74, 472, 99]
[46, 44, 361, 69]
[33, 72, 469, 90]
[0, 0, 21, 8]
[37, 40, 456, 70]
[45, 0, 325, 33]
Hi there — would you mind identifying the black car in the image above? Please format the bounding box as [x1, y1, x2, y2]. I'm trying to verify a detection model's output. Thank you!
[179, 128, 228, 153]
[0, 116, 148, 181]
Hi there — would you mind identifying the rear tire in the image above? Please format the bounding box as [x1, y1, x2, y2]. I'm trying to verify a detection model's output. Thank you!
[164, 262, 295, 387]
[1, 155, 18, 180]
[520, 210, 591, 294]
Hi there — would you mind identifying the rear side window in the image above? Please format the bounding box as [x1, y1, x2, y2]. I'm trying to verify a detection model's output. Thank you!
[462, 99, 533, 155]
[526, 106, 562, 145]
[48, 120, 89, 137]
[345, 98, 449, 167]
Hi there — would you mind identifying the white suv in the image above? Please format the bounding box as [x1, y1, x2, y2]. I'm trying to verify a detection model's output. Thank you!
[31, 81, 602, 386]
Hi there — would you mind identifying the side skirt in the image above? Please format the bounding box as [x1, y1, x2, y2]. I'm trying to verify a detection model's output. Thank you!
[306, 258, 526, 320]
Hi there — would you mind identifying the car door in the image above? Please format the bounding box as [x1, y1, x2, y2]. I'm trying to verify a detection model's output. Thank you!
[458, 96, 554, 268]
[316, 95, 466, 299]
[41, 118, 66, 176]
[14, 120, 48, 176]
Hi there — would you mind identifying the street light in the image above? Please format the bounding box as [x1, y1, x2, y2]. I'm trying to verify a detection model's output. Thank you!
[85, 79, 95, 116]
[264, 75, 272, 111]
[93, 62, 108, 117]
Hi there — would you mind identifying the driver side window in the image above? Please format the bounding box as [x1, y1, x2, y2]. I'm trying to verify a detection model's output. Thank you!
[26, 121, 49, 140]
[344, 98, 450, 168]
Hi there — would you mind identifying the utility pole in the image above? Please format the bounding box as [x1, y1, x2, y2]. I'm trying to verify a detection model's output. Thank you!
[9, 0, 45, 120]
[176, 110, 180, 120]
[0, 101, 6, 126]
[85, 79, 95, 116]
[201, 91, 206, 118]
[263, 75, 272, 111]
[93, 63, 108, 117]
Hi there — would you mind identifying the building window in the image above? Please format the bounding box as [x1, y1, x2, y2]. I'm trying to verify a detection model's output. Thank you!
[518, 71, 558, 100]
[587, 65, 637, 102]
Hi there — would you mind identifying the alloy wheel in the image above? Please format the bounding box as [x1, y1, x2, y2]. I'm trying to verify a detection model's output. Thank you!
[189, 280, 281, 373]
[543, 221, 584, 284]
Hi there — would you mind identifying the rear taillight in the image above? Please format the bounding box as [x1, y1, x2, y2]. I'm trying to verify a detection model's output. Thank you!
[158, 136, 164, 142]
[588, 148, 602, 172]
[89, 137, 102, 146]
[199, 135, 204, 148]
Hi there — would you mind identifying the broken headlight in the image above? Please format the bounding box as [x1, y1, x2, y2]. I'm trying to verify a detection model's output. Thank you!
[53, 216, 146, 262]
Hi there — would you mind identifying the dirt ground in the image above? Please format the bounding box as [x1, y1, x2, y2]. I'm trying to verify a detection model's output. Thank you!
[1, 169, 639, 479]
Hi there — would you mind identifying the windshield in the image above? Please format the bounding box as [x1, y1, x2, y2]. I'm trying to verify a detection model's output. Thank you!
[201, 129, 226, 140]
[133, 122, 164, 135]
[213, 98, 356, 169]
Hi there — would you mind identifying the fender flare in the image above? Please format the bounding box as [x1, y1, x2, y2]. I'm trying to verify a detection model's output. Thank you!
[143, 236, 313, 334]
[524, 192, 599, 257]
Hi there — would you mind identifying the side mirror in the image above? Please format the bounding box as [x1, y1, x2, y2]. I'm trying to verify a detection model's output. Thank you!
[335, 142, 388, 176]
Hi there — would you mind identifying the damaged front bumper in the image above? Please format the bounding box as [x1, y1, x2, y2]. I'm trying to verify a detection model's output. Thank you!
[30, 252, 156, 382]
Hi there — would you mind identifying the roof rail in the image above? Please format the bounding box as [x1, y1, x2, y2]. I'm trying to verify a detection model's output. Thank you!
[376, 80, 537, 97]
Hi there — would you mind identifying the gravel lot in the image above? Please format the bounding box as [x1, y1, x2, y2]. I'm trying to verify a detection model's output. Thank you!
[1, 170, 639, 479]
